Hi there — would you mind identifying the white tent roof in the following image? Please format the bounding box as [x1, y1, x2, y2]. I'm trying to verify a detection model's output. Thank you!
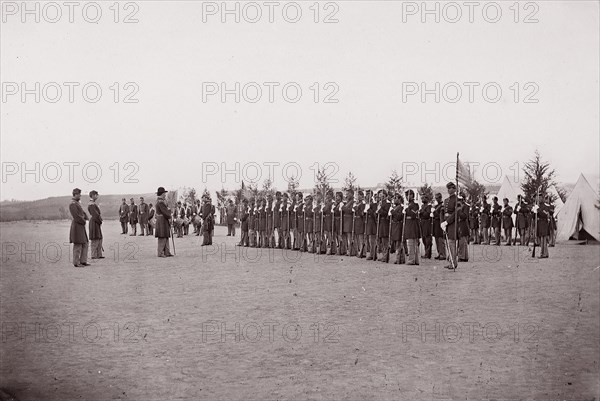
[556, 174, 600, 241]
[496, 176, 520, 206]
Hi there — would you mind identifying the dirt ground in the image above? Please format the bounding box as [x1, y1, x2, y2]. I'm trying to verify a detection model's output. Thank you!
[1, 220, 598, 401]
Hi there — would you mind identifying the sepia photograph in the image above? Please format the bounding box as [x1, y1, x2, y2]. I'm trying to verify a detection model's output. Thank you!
[1, 1, 599, 400]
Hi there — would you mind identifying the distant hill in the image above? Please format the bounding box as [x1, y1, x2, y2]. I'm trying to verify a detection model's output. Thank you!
[0, 193, 156, 222]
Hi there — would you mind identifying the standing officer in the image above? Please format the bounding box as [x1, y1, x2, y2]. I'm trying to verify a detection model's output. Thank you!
[501, 198, 514, 246]
[129, 198, 138, 236]
[118, 198, 129, 234]
[239, 198, 249, 246]
[138, 197, 149, 236]
[296, 193, 307, 251]
[248, 198, 257, 247]
[69, 188, 89, 267]
[457, 192, 470, 262]
[155, 187, 173, 257]
[313, 192, 324, 253]
[304, 194, 315, 252]
[88, 190, 104, 260]
[441, 182, 458, 270]
[274, 191, 282, 248]
[365, 190, 378, 260]
[333, 192, 344, 255]
[419, 195, 433, 259]
[226, 199, 237, 237]
[432, 193, 446, 260]
[201, 195, 216, 246]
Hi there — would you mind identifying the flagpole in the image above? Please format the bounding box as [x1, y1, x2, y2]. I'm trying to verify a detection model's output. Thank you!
[455, 152, 459, 271]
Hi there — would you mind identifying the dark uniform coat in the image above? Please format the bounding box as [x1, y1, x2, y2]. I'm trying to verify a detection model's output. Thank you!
[226, 204, 237, 225]
[322, 200, 333, 232]
[296, 202, 305, 233]
[240, 207, 249, 231]
[69, 198, 88, 244]
[155, 198, 172, 238]
[535, 203, 551, 236]
[365, 201, 378, 235]
[353, 201, 366, 234]
[514, 201, 529, 229]
[274, 199, 281, 229]
[342, 199, 355, 234]
[469, 206, 480, 230]
[433, 202, 445, 238]
[444, 194, 458, 240]
[88, 201, 103, 240]
[129, 204, 138, 224]
[313, 203, 323, 233]
[419, 203, 432, 237]
[333, 201, 342, 234]
[458, 201, 470, 237]
[404, 202, 420, 240]
[390, 204, 404, 241]
[280, 202, 289, 231]
[491, 203, 502, 228]
[304, 202, 314, 232]
[376, 201, 391, 237]
[502, 205, 514, 229]
[480, 202, 491, 228]
[138, 202, 149, 224]
[119, 203, 129, 223]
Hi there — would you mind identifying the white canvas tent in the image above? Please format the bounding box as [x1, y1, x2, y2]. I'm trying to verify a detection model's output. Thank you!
[556, 174, 600, 241]
[496, 176, 520, 206]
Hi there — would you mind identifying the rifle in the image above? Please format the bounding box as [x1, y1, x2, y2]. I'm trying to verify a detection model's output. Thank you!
[532, 188, 540, 257]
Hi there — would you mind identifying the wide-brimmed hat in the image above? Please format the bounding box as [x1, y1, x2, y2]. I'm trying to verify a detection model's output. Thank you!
[156, 187, 168, 195]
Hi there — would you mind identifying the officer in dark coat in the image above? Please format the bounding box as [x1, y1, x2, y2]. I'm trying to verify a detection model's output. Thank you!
[129, 198, 139, 236]
[432, 193, 446, 260]
[501, 198, 514, 246]
[226, 199, 237, 237]
[88, 190, 104, 259]
[155, 187, 173, 257]
[404, 189, 420, 265]
[69, 188, 90, 267]
[419, 195, 433, 259]
[239, 198, 249, 246]
[118, 198, 129, 234]
[441, 182, 458, 269]
[201, 196, 216, 246]
[138, 197, 149, 236]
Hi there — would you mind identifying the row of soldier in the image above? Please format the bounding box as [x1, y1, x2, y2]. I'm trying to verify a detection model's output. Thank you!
[233, 183, 554, 269]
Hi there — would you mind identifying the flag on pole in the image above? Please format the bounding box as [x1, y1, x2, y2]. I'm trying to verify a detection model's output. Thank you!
[456, 155, 472, 187]
[241, 180, 252, 200]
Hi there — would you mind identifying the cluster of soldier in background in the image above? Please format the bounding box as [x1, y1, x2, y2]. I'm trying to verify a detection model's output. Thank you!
[231, 183, 556, 270]
[67, 182, 556, 267]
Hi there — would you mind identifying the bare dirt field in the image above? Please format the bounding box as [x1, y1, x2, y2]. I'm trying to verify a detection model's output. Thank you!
[1, 220, 598, 401]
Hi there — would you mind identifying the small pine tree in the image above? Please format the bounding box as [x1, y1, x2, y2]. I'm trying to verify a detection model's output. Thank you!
[385, 169, 404, 195]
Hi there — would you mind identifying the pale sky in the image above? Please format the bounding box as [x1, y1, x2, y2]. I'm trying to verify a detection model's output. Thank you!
[1, 1, 598, 200]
